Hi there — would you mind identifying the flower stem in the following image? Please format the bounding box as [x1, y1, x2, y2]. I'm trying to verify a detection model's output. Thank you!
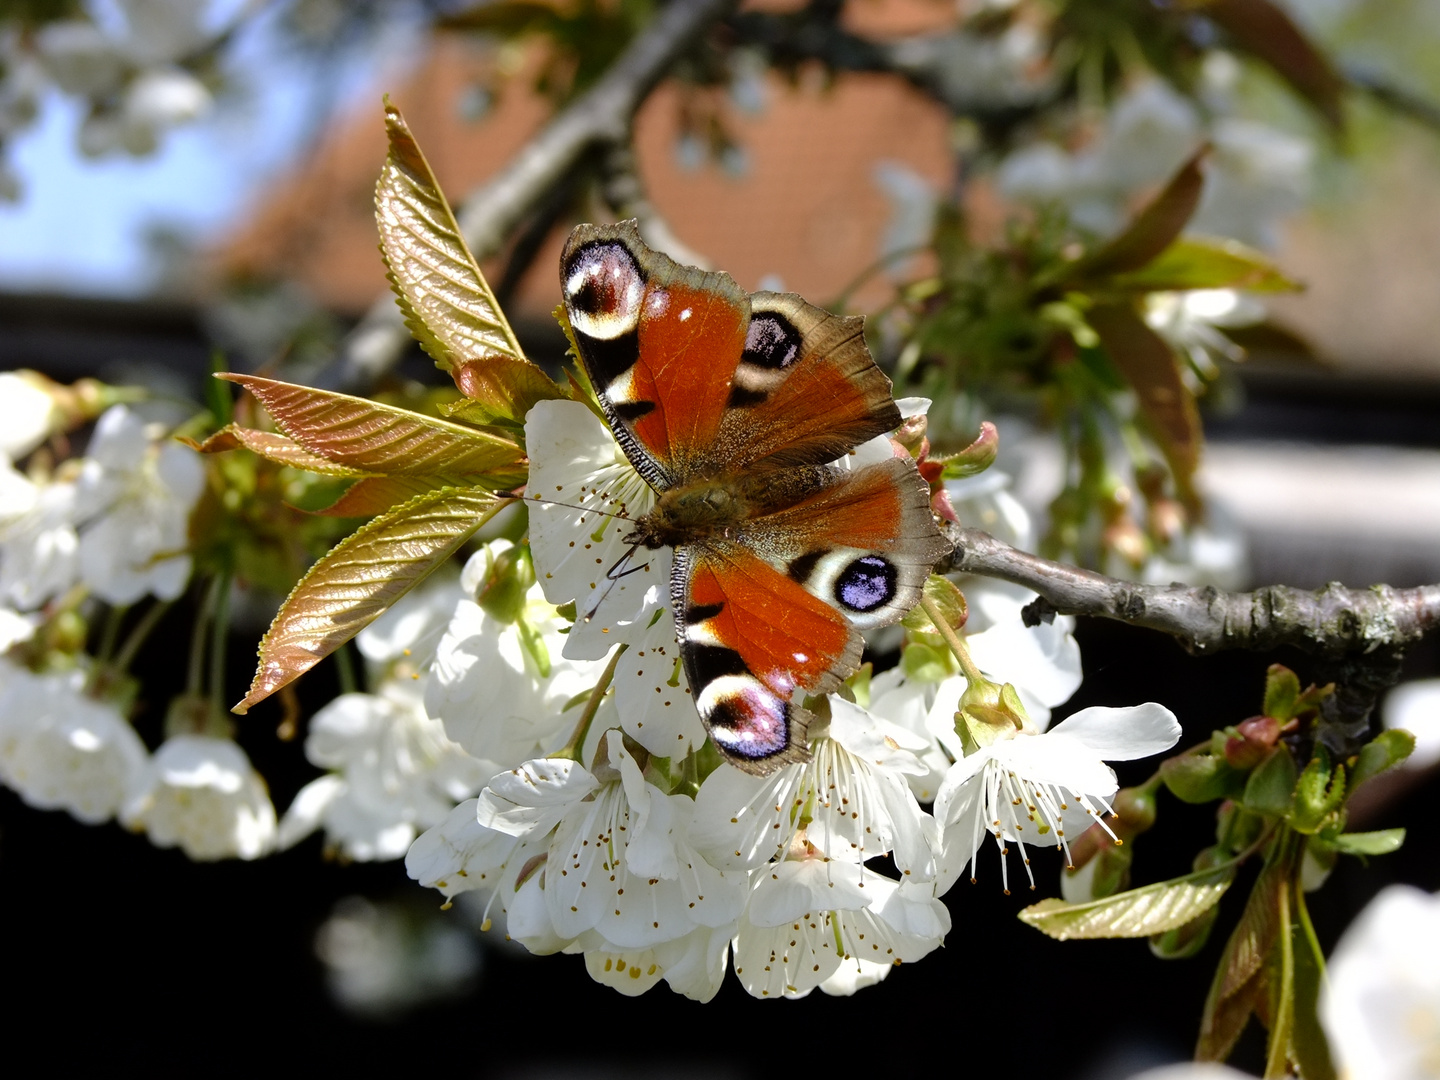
[557, 643, 626, 762]
[920, 593, 984, 685]
[1264, 832, 1298, 1078]
[334, 641, 359, 696]
[109, 599, 174, 677]
[207, 571, 232, 717]
[95, 603, 128, 667]
[187, 575, 221, 696]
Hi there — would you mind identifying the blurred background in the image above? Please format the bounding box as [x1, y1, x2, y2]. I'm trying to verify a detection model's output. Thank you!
[2, 0, 1439, 1074]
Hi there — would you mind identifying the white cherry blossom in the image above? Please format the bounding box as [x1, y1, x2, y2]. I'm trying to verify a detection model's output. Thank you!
[408, 730, 750, 994]
[731, 854, 949, 1000]
[0, 371, 63, 460]
[278, 679, 492, 861]
[122, 735, 276, 860]
[75, 405, 205, 605]
[0, 474, 80, 610]
[425, 542, 604, 767]
[0, 665, 147, 824]
[691, 696, 936, 880]
[933, 702, 1181, 894]
[1321, 884, 1440, 1080]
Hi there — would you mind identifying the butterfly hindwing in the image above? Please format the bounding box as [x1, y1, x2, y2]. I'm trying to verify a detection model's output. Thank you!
[561, 221, 748, 487]
[746, 456, 952, 629]
[676, 543, 862, 773]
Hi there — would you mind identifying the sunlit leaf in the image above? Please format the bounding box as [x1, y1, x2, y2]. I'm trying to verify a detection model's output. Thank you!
[190, 424, 373, 478]
[312, 476, 456, 518]
[376, 99, 525, 374]
[234, 486, 502, 713]
[1107, 237, 1298, 294]
[1198, 857, 1284, 1062]
[219, 373, 523, 482]
[1332, 828, 1405, 856]
[1019, 859, 1238, 940]
[1087, 303, 1202, 493]
[1193, 0, 1345, 131]
[1064, 149, 1208, 281]
[444, 354, 567, 426]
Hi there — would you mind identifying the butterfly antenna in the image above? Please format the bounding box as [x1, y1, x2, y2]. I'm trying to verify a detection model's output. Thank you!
[582, 540, 651, 622]
[495, 490, 632, 522]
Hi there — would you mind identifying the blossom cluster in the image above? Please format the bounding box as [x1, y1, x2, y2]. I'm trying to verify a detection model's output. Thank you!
[0, 0, 216, 198]
[384, 398, 1181, 1000]
[0, 375, 276, 862]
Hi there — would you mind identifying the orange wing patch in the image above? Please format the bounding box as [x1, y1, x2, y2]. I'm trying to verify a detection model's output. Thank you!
[631, 278, 747, 474]
[686, 544, 858, 700]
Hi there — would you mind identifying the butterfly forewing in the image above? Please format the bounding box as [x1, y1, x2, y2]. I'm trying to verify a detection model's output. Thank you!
[714, 293, 902, 471]
[561, 221, 747, 486]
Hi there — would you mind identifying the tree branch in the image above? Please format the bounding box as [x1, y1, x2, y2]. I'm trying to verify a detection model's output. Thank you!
[944, 525, 1440, 659]
[326, 0, 738, 391]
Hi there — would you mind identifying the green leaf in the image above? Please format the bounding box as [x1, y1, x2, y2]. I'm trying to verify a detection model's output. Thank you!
[1349, 728, 1415, 790]
[376, 99, 527, 373]
[1291, 755, 1343, 835]
[1162, 750, 1242, 804]
[233, 486, 502, 713]
[1019, 859, 1238, 940]
[1063, 149, 1209, 281]
[1243, 744, 1298, 817]
[1086, 302, 1202, 494]
[1107, 236, 1299, 294]
[219, 373, 524, 484]
[1332, 828, 1406, 856]
[1264, 663, 1302, 722]
[1150, 903, 1221, 960]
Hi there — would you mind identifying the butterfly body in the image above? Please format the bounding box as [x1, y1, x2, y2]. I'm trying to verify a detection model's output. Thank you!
[561, 222, 950, 775]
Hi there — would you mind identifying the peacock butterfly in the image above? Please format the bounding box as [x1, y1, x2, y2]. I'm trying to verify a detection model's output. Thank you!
[558, 221, 951, 775]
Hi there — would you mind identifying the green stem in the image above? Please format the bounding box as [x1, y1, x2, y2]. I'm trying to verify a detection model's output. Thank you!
[187, 575, 221, 696]
[109, 599, 175, 677]
[1265, 833, 1297, 1079]
[334, 641, 359, 696]
[556, 644, 626, 762]
[207, 572, 232, 717]
[920, 593, 984, 685]
[1294, 872, 1326, 985]
[95, 604, 128, 666]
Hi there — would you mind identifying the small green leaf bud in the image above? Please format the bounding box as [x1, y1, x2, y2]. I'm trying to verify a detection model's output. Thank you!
[1242, 744, 1298, 817]
[1263, 664, 1301, 722]
[1292, 755, 1344, 835]
[1161, 751, 1241, 804]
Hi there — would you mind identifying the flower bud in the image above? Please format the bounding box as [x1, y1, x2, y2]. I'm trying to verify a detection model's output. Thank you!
[1161, 750, 1241, 804]
[1223, 715, 1279, 770]
[475, 544, 535, 624]
[943, 421, 999, 480]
